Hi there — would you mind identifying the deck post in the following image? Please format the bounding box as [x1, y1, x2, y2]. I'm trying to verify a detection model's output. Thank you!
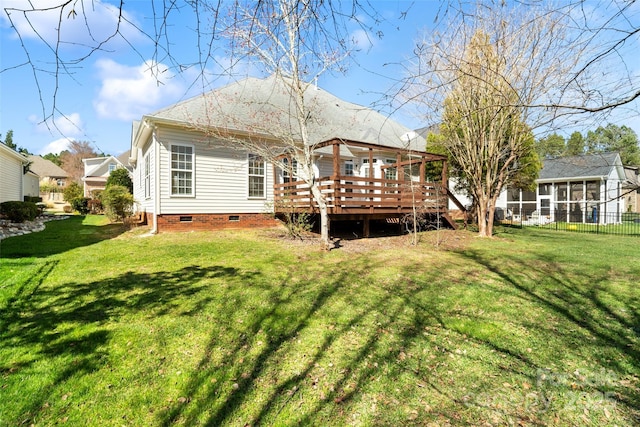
[397, 153, 403, 209]
[363, 217, 370, 238]
[333, 141, 341, 213]
[441, 159, 449, 206]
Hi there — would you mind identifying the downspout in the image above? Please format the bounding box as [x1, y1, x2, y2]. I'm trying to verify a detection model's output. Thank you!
[603, 179, 607, 224]
[152, 126, 160, 234]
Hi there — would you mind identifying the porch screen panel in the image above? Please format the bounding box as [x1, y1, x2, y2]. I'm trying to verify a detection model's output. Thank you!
[554, 183, 568, 220]
[586, 181, 600, 223]
[539, 184, 552, 215]
[170, 145, 193, 196]
[569, 182, 584, 222]
[539, 183, 551, 196]
[507, 187, 521, 216]
[586, 181, 600, 201]
[521, 189, 536, 217]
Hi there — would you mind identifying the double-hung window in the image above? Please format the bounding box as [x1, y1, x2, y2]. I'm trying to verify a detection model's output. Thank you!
[248, 154, 265, 198]
[170, 144, 194, 196]
[144, 154, 151, 199]
[283, 158, 298, 183]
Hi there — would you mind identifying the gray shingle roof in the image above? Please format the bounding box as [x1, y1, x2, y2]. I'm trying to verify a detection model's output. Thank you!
[27, 155, 69, 178]
[538, 152, 622, 180]
[145, 74, 424, 151]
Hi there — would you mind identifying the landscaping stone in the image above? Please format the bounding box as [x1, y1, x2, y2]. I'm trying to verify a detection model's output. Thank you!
[0, 215, 70, 240]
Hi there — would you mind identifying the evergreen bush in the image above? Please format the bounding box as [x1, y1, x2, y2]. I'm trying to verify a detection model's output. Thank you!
[101, 185, 134, 222]
[70, 197, 91, 214]
[0, 201, 39, 223]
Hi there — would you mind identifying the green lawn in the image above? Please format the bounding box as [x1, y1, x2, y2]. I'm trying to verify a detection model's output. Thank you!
[1, 216, 639, 426]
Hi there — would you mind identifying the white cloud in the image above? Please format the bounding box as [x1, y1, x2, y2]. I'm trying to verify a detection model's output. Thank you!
[350, 29, 375, 51]
[1, 0, 141, 48]
[38, 137, 74, 155]
[30, 112, 84, 136]
[93, 59, 185, 121]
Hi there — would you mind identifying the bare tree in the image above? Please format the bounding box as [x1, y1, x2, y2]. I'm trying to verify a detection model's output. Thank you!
[178, 0, 374, 249]
[399, 1, 637, 236]
[60, 140, 99, 183]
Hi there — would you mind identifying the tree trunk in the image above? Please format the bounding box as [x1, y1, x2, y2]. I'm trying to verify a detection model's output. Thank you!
[309, 182, 331, 250]
[486, 202, 496, 236]
[476, 195, 491, 237]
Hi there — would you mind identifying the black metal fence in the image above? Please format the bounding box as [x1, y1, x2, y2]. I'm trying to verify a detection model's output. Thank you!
[499, 212, 640, 236]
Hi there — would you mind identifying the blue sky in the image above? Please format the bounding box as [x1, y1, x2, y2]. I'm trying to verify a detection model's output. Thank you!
[1, 1, 638, 157]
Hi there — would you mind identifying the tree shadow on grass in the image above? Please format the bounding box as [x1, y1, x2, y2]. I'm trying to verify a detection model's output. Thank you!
[0, 264, 245, 425]
[457, 247, 640, 422]
[0, 215, 125, 258]
[154, 256, 471, 426]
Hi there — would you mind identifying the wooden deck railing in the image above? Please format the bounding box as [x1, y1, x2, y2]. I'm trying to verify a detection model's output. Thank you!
[273, 176, 448, 215]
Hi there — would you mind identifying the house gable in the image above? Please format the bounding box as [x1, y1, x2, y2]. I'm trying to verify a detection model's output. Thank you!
[82, 154, 133, 197]
[1, 143, 29, 202]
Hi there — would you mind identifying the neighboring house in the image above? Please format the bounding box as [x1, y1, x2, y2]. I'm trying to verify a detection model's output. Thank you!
[28, 155, 69, 187]
[623, 166, 640, 213]
[129, 74, 462, 234]
[82, 153, 133, 197]
[505, 153, 626, 224]
[27, 155, 69, 202]
[0, 143, 32, 203]
[23, 170, 40, 200]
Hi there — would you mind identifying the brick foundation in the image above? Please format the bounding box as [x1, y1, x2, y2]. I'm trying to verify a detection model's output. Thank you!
[156, 213, 279, 232]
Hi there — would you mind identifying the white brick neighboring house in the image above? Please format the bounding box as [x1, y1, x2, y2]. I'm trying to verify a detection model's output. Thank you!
[82, 153, 133, 197]
[0, 143, 32, 203]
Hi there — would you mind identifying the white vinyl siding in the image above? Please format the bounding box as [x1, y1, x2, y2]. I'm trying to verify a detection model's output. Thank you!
[155, 127, 274, 214]
[170, 144, 194, 196]
[0, 147, 25, 202]
[132, 138, 156, 215]
[316, 157, 334, 177]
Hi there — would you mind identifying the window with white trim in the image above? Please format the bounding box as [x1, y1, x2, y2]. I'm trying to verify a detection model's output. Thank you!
[248, 154, 265, 198]
[283, 158, 298, 183]
[170, 145, 194, 196]
[384, 159, 397, 180]
[344, 161, 354, 176]
[144, 154, 151, 199]
[108, 163, 117, 172]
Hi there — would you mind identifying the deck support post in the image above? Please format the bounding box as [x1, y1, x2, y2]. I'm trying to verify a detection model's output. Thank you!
[363, 217, 370, 238]
[333, 142, 341, 213]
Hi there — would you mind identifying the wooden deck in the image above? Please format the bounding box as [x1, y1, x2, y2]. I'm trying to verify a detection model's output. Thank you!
[274, 177, 446, 214]
[271, 139, 466, 235]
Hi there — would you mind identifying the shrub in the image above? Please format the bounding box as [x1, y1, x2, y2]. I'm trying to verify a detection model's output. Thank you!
[88, 198, 103, 214]
[23, 195, 43, 203]
[106, 168, 133, 193]
[272, 199, 314, 239]
[70, 197, 91, 214]
[101, 185, 134, 222]
[0, 201, 39, 223]
[63, 205, 73, 213]
[63, 181, 83, 202]
[39, 177, 62, 194]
